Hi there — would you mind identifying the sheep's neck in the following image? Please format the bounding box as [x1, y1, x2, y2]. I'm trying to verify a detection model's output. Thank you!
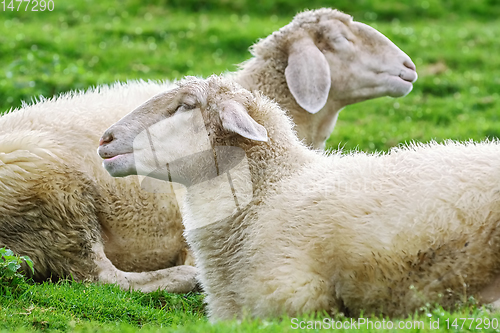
[181, 106, 317, 301]
[182, 131, 313, 232]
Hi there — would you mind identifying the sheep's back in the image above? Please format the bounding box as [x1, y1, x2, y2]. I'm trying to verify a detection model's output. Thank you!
[248, 141, 500, 315]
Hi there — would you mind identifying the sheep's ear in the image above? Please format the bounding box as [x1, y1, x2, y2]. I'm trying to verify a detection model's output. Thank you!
[220, 101, 268, 142]
[285, 36, 331, 114]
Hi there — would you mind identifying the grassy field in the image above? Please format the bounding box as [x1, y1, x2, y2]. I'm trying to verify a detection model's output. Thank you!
[1, 0, 500, 332]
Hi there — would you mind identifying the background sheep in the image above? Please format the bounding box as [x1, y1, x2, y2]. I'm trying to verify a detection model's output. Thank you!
[99, 75, 500, 319]
[0, 8, 415, 291]
[232, 8, 417, 149]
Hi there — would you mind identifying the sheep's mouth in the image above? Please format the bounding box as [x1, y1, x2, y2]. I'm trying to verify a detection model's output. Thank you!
[392, 75, 414, 87]
[100, 152, 137, 177]
[101, 153, 128, 161]
[98, 146, 133, 160]
[396, 69, 418, 83]
[383, 71, 417, 98]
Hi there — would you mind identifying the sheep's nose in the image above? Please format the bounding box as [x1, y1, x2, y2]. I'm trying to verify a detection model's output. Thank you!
[404, 59, 416, 72]
[99, 133, 114, 146]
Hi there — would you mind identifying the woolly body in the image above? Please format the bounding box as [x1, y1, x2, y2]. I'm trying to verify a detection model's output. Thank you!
[100, 76, 500, 319]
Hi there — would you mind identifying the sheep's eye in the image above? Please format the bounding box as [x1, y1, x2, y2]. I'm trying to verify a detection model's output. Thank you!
[175, 103, 195, 112]
[330, 36, 351, 47]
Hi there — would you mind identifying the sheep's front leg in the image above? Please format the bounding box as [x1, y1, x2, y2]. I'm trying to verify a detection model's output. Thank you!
[92, 243, 198, 293]
[247, 263, 339, 318]
[121, 266, 199, 293]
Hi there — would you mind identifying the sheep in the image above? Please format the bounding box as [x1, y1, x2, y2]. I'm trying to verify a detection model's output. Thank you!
[99, 74, 500, 319]
[0, 7, 416, 291]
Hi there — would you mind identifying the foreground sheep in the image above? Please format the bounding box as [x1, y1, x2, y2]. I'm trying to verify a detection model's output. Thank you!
[0, 8, 416, 290]
[99, 75, 500, 319]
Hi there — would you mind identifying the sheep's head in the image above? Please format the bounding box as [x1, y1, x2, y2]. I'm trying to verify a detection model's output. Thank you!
[98, 76, 268, 186]
[252, 8, 418, 113]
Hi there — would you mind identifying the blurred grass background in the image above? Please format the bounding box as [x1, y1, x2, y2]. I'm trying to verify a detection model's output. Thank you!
[1, 0, 499, 152]
[1, 1, 500, 332]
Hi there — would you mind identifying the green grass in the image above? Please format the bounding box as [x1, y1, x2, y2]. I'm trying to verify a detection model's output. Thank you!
[0, 281, 206, 331]
[1, 0, 500, 332]
[1, 279, 498, 332]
